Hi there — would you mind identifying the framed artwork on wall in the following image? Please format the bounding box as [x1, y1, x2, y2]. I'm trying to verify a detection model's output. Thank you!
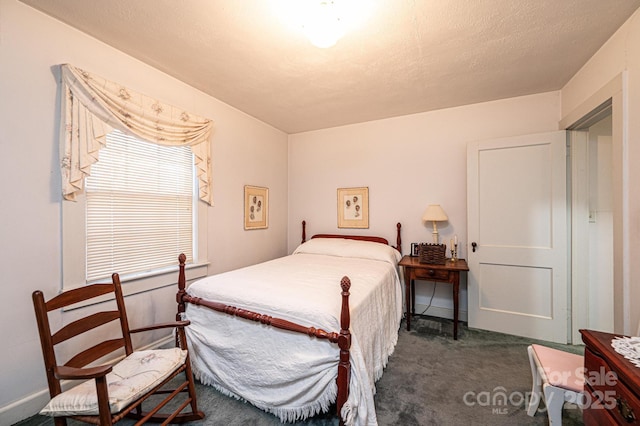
[337, 187, 369, 228]
[244, 185, 268, 230]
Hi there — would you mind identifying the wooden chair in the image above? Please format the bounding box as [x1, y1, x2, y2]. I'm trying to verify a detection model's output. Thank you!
[527, 344, 584, 425]
[32, 273, 205, 425]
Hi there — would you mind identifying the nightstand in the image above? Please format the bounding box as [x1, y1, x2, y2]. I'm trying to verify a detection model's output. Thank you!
[398, 255, 469, 339]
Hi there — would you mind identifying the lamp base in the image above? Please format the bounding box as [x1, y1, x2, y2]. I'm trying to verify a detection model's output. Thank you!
[432, 222, 439, 244]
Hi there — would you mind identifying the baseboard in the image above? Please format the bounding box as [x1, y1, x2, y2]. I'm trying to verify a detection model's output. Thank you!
[0, 388, 51, 426]
[413, 303, 468, 323]
[0, 334, 174, 425]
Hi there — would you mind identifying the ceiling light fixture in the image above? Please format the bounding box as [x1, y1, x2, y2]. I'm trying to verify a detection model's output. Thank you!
[302, 1, 344, 48]
[272, 0, 376, 48]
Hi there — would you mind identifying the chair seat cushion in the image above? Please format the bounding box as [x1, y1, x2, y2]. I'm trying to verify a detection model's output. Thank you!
[40, 348, 187, 416]
[531, 344, 584, 393]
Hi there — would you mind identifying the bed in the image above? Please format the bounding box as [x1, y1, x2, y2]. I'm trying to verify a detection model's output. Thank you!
[175, 222, 403, 426]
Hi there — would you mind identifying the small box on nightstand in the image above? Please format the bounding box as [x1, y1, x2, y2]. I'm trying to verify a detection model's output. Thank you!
[418, 243, 446, 264]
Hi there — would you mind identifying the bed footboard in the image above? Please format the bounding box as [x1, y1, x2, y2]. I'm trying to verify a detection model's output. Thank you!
[175, 254, 351, 425]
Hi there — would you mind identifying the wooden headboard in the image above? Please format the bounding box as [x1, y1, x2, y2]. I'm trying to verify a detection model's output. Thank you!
[301, 221, 402, 254]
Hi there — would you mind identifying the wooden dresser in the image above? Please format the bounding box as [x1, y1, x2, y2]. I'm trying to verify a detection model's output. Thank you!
[581, 329, 640, 424]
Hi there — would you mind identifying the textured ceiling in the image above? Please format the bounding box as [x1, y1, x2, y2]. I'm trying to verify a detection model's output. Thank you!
[21, 0, 640, 133]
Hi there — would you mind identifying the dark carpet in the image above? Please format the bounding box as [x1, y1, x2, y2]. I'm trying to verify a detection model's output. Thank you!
[15, 316, 583, 425]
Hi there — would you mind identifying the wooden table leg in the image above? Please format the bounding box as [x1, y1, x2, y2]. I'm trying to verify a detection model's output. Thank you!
[411, 280, 415, 317]
[405, 274, 411, 331]
[453, 274, 459, 340]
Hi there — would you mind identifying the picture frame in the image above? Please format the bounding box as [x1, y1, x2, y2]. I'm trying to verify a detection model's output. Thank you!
[411, 243, 420, 257]
[337, 187, 369, 229]
[244, 185, 268, 230]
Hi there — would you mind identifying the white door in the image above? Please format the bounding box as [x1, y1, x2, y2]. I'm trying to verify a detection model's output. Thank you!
[467, 131, 568, 343]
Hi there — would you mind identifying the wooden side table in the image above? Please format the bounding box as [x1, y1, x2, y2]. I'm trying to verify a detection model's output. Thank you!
[399, 255, 469, 339]
[581, 329, 640, 424]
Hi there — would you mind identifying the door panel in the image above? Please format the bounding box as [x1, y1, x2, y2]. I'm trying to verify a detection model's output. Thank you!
[479, 263, 552, 317]
[467, 131, 568, 343]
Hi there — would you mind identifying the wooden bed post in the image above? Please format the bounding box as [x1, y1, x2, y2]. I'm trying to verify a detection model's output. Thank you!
[336, 276, 351, 425]
[396, 222, 402, 254]
[175, 253, 188, 348]
[176, 253, 187, 322]
[301, 220, 306, 244]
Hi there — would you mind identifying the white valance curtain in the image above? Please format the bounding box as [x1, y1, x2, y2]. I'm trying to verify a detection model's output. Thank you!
[59, 64, 214, 205]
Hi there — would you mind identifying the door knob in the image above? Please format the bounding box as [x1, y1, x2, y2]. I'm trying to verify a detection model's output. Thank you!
[471, 242, 477, 252]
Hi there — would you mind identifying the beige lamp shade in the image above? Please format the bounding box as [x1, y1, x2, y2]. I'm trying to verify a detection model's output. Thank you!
[422, 204, 448, 243]
[422, 204, 448, 222]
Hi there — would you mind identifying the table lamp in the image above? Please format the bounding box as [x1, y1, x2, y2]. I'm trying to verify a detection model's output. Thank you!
[422, 204, 448, 243]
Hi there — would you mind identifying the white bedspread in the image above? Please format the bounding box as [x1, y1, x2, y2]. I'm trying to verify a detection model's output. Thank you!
[184, 238, 403, 426]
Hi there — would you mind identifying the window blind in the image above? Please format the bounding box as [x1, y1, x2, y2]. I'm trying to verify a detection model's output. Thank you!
[86, 130, 194, 281]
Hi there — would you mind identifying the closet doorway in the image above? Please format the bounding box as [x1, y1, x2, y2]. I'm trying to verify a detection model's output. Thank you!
[569, 103, 615, 343]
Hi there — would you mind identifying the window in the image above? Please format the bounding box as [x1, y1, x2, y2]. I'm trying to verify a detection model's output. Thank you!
[84, 130, 195, 281]
[59, 65, 212, 295]
[62, 131, 208, 294]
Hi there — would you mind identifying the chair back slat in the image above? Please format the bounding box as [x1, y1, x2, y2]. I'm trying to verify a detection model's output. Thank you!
[45, 283, 115, 311]
[52, 311, 121, 345]
[65, 338, 128, 368]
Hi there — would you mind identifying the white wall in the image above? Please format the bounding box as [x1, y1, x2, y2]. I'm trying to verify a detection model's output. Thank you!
[288, 91, 561, 320]
[561, 9, 640, 334]
[0, 1, 288, 423]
